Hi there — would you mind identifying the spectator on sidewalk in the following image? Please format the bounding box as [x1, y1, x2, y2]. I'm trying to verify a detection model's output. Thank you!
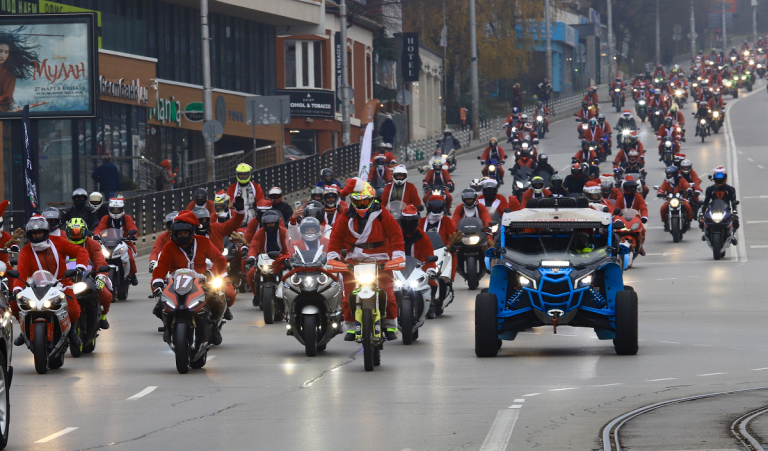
[538, 78, 553, 109]
[379, 114, 397, 147]
[158, 159, 176, 191]
[91, 156, 122, 199]
[512, 83, 523, 111]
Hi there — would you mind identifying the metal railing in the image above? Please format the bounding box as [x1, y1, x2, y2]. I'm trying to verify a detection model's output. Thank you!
[185, 150, 245, 186]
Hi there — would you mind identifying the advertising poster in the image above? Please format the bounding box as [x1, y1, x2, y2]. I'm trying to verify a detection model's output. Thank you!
[0, 13, 97, 119]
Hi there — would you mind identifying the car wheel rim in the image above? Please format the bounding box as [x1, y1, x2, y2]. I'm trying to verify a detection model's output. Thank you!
[0, 365, 7, 434]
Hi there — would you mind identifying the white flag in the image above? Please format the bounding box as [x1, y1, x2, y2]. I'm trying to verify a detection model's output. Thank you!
[440, 24, 447, 47]
[358, 122, 374, 179]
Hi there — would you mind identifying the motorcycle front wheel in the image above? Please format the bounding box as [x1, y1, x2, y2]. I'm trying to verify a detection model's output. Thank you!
[174, 322, 190, 374]
[671, 216, 681, 243]
[466, 256, 479, 290]
[712, 231, 723, 260]
[262, 285, 275, 324]
[362, 308, 374, 371]
[0, 351, 9, 449]
[33, 322, 48, 374]
[399, 295, 415, 345]
[70, 318, 82, 358]
[303, 314, 318, 357]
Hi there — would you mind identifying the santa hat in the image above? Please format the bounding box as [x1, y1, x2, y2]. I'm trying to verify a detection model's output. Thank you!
[216, 189, 226, 195]
[173, 210, 200, 227]
[427, 194, 445, 202]
[0, 200, 9, 217]
[346, 177, 367, 193]
[256, 199, 272, 209]
[601, 173, 613, 178]
[624, 175, 635, 182]
[585, 181, 600, 188]
[402, 205, 419, 217]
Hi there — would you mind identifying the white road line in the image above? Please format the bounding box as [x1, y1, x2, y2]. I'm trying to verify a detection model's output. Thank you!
[698, 372, 726, 377]
[513, 399, 525, 403]
[746, 220, 768, 224]
[208, 355, 216, 360]
[126, 386, 158, 401]
[747, 157, 754, 162]
[759, 165, 765, 169]
[738, 150, 744, 154]
[752, 368, 768, 371]
[480, 409, 520, 451]
[509, 404, 523, 409]
[743, 195, 768, 199]
[595, 383, 624, 387]
[659, 341, 680, 344]
[750, 245, 768, 248]
[35, 427, 79, 443]
[655, 277, 677, 281]
[646, 378, 677, 382]
[550, 387, 577, 391]
[523, 393, 541, 397]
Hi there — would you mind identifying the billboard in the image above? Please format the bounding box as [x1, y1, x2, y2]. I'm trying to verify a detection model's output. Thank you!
[0, 13, 98, 119]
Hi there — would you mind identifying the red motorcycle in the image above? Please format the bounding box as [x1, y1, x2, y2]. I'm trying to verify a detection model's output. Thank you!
[613, 208, 645, 269]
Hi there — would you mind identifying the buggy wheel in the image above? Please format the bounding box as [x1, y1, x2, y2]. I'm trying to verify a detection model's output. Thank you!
[475, 292, 499, 357]
[614, 290, 639, 355]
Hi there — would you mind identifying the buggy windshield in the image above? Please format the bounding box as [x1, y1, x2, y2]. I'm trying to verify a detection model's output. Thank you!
[504, 230, 609, 266]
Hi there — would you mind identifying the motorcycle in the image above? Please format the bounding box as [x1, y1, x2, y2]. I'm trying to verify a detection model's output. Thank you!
[655, 188, 691, 243]
[659, 137, 676, 167]
[635, 99, 648, 122]
[69, 263, 111, 356]
[156, 269, 225, 374]
[701, 199, 739, 260]
[7, 269, 78, 374]
[97, 228, 136, 301]
[649, 107, 664, 132]
[250, 251, 283, 323]
[612, 208, 645, 270]
[612, 87, 625, 112]
[512, 166, 533, 202]
[282, 247, 343, 356]
[455, 217, 494, 290]
[709, 108, 724, 134]
[724, 76, 740, 98]
[742, 70, 754, 91]
[478, 155, 504, 184]
[223, 236, 247, 293]
[673, 86, 687, 108]
[696, 116, 711, 142]
[617, 169, 648, 199]
[576, 117, 589, 139]
[425, 231, 455, 316]
[393, 255, 438, 345]
[599, 135, 612, 162]
[534, 114, 547, 139]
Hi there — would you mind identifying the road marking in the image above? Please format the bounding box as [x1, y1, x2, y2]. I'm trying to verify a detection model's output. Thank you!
[513, 399, 525, 403]
[208, 355, 216, 360]
[523, 393, 541, 397]
[759, 165, 765, 169]
[659, 341, 679, 344]
[35, 427, 79, 443]
[752, 368, 768, 371]
[480, 409, 520, 451]
[747, 157, 754, 162]
[509, 404, 523, 409]
[746, 220, 768, 224]
[595, 383, 624, 387]
[655, 277, 677, 281]
[126, 386, 158, 400]
[698, 372, 726, 377]
[550, 387, 577, 391]
[750, 245, 768, 248]
[743, 195, 768, 199]
[647, 378, 677, 382]
[645, 252, 676, 256]
[738, 150, 744, 154]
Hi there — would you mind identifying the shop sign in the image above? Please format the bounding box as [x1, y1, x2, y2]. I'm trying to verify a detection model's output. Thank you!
[228, 110, 244, 123]
[276, 89, 335, 118]
[401, 32, 421, 83]
[99, 76, 149, 104]
[149, 95, 181, 127]
[183, 102, 203, 122]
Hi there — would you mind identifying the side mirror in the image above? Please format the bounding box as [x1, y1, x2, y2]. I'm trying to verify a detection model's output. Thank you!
[5, 270, 19, 279]
[426, 255, 439, 263]
[340, 249, 347, 258]
[267, 251, 280, 260]
[533, 138, 540, 145]
[416, 205, 424, 212]
[98, 265, 110, 273]
[488, 221, 498, 228]
[477, 156, 481, 160]
[653, 185, 660, 190]
[733, 200, 740, 206]
[64, 269, 78, 278]
[128, 230, 138, 236]
[613, 208, 622, 216]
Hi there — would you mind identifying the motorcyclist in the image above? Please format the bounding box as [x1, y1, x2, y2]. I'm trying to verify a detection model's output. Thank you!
[94, 197, 139, 286]
[600, 174, 622, 201]
[613, 131, 645, 167]
[438, 129, 461, 152]
[267, 186, 295, 225]
[653, 63, 666, 79]
[245, 210, 290, 307]
[504, 108, 522, 140]
[707, 90, 726, 110]
[693, 101, 711, 136]
[615, 110, 638, 134]
[680, 159, 702, 218]
[398, 205, 438, 318]
[584, 181, 613, 211]
[452, 188, 491, 227]
[536, 154, 556, 177]
[61, 188, 100, 229]
[89, 192, 109, 222]
[534, 101, 550, 132]
[244, 199, 286, 243]
[148, 211, 178, 273]
[657, 166, 694, 230]
[317, 168, 343, 189]
[609, 77, 626, 102]
[288, 217, 329, 254]
[370, 142, 398, 166]
[422, 159, 454, 209]
[420, 195, 459, 313]
[521, 176, 551, 205]
[548, 174, 569, 198]
[322, 187, 348, 227]
[307, 187, 325, 207]
[151, 212, 228, 343]
[699, 167, 739, 240]
[369, 155, 393, 184]
[186, 187, 215, 216]
[634, 83, 649, 104]
[42, 207, 64, 237]
[575, 100, 593, 122]
[381, 164, 421, 208]
[667, 104, 686, 127]
[614, 177, 649, 224]
[573, 140, 599, 164]
[213, 191, 235, 224]
[328, 178, 405, 341]
[12, 215, 89, 347]
[563, 164, 588, 195]
[227, 163, 265, 223]
[649, 89, 668, 111]
[657, 117, 682, 141]
[478, 178, 510, 214]
[583, 85, 599, 107]
[582, 117, 604, 143]
[618, 150, 649, 198]
[480, 138, 507, 181]
[511, 149, 537, 172]
[65, 218, 112, 329]
[597, 114, 612, 146]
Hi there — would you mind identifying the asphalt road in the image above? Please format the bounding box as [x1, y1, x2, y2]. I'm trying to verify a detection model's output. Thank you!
[7, 81, 768, 451]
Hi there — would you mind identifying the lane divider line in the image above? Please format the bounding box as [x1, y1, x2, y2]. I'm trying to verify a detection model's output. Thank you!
[697, 372, 727, 377]
[480, 409, 520, 451]
[509, 404, 523, 409]
[126, 386, 158, 401]
[523, 393, 541, 397]
[513, 399, 525, 403]
[35, 427, 78, 443]
[646, 378, 677, 382]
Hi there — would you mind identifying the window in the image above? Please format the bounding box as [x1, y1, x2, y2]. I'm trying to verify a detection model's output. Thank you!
[284, 40, 322, 89]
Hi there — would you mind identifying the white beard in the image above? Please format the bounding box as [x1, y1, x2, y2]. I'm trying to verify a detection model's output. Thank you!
[31, 241, 51, 252]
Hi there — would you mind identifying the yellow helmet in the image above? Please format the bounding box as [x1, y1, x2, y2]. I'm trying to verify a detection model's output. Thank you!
[350, 182, 376, 217]
[65, 217, 88, 245]
[214, 190, 231, 215]
[235, 163, 252, 184]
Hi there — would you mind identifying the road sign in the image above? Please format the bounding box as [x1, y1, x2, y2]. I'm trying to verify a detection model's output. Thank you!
[687, 31, 699, 39]
[577, 43, 586, 56]
[396, 90, 413, 106]
[673, 24, 682, 34]
[202, 120, 223, 143]
[246, 96, 291, 125]
[336, 87, 355, 103]
[673, 34, 681, 41]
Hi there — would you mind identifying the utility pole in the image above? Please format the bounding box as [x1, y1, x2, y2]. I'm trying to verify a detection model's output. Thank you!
[545, 0, 553, 83]
[340, 0, 351, 145]
[655, 0, 660, 65]
[754, 1, 758, 43]
[469, 0, 479, 140]
[606, 0, 614, 80]
[690, 0, 696, 56]
[201, 0, 214, 182]
[442, 0, 447, 132]
[722, 0, 727, 50]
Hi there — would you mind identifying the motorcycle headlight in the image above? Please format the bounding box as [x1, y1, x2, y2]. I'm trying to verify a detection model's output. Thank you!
[43, 300, 51, 309]
[394, 279, 403, 289]
[675, 90, 683, 96]
[409, 280, 420, 288]
[711, 212, 724, 223]
[222, 248, 229, 256]
[614, 88, 620, 92]
[28, 299, 37, 310]
[700, 119, 707, 125]
[462, 235, 481, 245]
[692, 83, 698, 87]
[516, 181, 524, 188]
[291, 274, 301, 285]
[357, 272, 375, 286]
[490, 223, 499, 234]
[575, 273, 593, 288]
[488, 165, 496, 172]
[639, 100, 646, 105]
[669, 198, 681, 208]
[211, 277, 223, 289]
[536, 116, 543, 121]
[746, 71, 752, 75]
[518, 274, 536, 289]
[742, 76, 747, 80]
[725, 81, 731, 86]
[630, 222, 640, 231]
[713, 111, 719, 117]
[101, 248, 110, 258]
[73, 282, 88, 294]
[261, 264, 272, 272]
[317, 274, 329, 285]
[112, 247, 124, 258]
[582, 124, 588, 129]
[187, 298, 202, 309]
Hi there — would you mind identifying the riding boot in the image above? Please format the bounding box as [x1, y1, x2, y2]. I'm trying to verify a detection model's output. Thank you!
[68, 328, 82, 348]
[13, 334, 24, 347]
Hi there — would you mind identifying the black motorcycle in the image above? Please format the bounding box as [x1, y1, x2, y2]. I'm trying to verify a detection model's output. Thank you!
[512, 166, 533, 202]
[649, 107, 664, 131]
[455, 217, 494, 290]
[223, 236, 247, 293]
[70, 265, 111, 356]
[695, 116, 711, 143]
[702, 199, 739, 260]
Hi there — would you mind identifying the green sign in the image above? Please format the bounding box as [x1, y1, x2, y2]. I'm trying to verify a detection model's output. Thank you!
[183, 102, 204, 122]
[149, 95, 181, 127]
[0, 0, 103, 48]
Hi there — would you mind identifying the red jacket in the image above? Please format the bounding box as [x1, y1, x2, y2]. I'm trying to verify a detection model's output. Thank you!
[667, 110, 686, 125]
[200, 211, 245, 252]
[227, 181, 264, 202]
[81, 237, 109, 274]
[452, 203, 492, 228]
[13, 236, 90, 293]
[522, 189, 552, 205]
[247, 226, 290, 259]
[614, 193, 649, 219]
[574, 149, 599, 163]
[656, 124, 681, 140]
[508, 196, 523, 212]
[381, 182, 422, 208]
[368, 165, 392, 183]
[583, 93, 599, 105]
[244, 215, 286, 243]
[707, 97, 725, 109]
[370, 151, 397, 165]
[402, 230, 436, 271]
[657, 178, 691, 197]
[418, 216, 457, 248]
[582, 126, 603, 142]
[151, 235, 227, 287]
[94, 215, 138, 236]
[186, 200, 216, 216]
[481, 146, 506, 162]
[478, 194, 509, 214]
[423, 169, 452, 186]
[150, 231, 171, 263]
[0, 231, 12, 266]
[327, 209, 405, 262]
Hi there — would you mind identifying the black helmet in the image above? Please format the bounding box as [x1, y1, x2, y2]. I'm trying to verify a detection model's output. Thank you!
[664, 117, 673, 126]
[398, 211, 420, 236]
[192, 207, 211, 233]
[432, 159, 443, 171]
[25, 216, 50, 244]
[461, 188, 478, 208]
[194, 187, 208, 206]
[581, 140, 590, 151]
[550, 174, 563, 190]
[622, 178, 638, 194]
[426, 197, 446, 215]
[321, 168, 334, 183]
[72, 188, 88, 208]
[261, 211, 280, 234]
[444, 129, 453, 136]
[571, 164, 583, 177]
[303, 201, 325, 223]
[665, 166, 679, 180]
[374, 155, 387, 167]
[538, 154, 548, 165]
[42, 207, 62, 231]
[581, 100, 589, 107]
[171, 219, 196, 247]
[482, 180, 499, 199]
[310, 187, 324, 202]
[165, 211, 179, 230]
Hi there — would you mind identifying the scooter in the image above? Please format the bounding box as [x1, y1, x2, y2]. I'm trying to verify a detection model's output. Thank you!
[97, 228, 136, 301]
[701, 199, 739, 261]
[393, 255, 438, 345]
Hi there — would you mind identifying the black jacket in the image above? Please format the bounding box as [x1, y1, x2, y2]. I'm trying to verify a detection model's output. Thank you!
[271, 201, 294, 226]
[379, 118, 397, 143]
[61, 205, 100, 230]
[702, 184, 737, 210]
[563, 174, 587, 194]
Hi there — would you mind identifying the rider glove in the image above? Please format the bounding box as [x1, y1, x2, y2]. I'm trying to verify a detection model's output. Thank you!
[233, 195, 245, 212]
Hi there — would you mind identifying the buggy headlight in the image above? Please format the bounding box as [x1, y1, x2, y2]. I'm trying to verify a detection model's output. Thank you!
[742, 76, 747, 80]
[518, 274, 536, 289]
[725, 81, 732, 87]
[73, 282, 87, 294]
[462, 235, 481, 245]
[669, 198, 681, 208]
[575, 273, 593, 288]
[711, 212, 724, 223]
[357, 272, 375, 286]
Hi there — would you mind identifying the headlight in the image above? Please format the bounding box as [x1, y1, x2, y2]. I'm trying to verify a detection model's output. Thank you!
[261, 264, 272, 272]
[575, 273, 593, 288]
[675, 90, 683, 96]
[291, 274, 301, 285]
[518, 274, 535, 288]
[112, 247, 124, 258]
[102, 248, 110, 258]
[488, 165, 496, 172]
[614, 88, 620, 92]
[669, 198, 681, 208]
[516, 181, 524, 188]
[462, 235, 481, 245]
[582, 124, 588, 129]
[211, 277, 223, 288]
[357, 272, 375, 286]
[536, 116, 543, 121]
[317, 274, 329, 285]
[692, 83, 698, 87]
[73, 282, 88, 294]
[746, 71, 752, 75]
[409, 280, 419, 288]
[711, 212, 724, 223]
[490, 224, 499, 234]
[700, 119, 707, 125]
[187, 298, 202, 309]
[394, 279, 403, 289]
[630, 222, 640, 231]
[713, 112, 719, 117]
[43, 300, 51, 309]
[725, 81, 731, 87]
[639, 100, 646, 105]
[742, 76, 747, 80]
[222, 248, 229, 256]
[28, 299, 37, 309]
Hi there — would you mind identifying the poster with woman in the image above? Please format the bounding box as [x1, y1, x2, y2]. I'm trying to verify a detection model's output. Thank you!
[0, 13, 97, 119]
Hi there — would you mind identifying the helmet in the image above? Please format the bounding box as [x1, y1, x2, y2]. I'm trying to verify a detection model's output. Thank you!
[581, 140, 590, 151]
[621, 110, 632, 119]
[235, 163, 252, 184]
[194, 187, 208, 206]
[398, 204, 420, 236]
[323, 187, 340, 209]
[539, 154, 548, 165]
[520, 114, 529, 122]
[171, 214, 197, 247]
[537, 101, 543, 108]
[310, 186, 325, 202]
[42, 207, 62, 231]
[680, 159, 692, 175]
[583, 183, 602, 203]
[664, 117, 673, 126]
[444, 129, 453, 136]
[571, 164, 583, 177]
[628, 149, 639, 161]
[299, 217, 322, 243]
[321, 168, 334, 183]
[669, 104, 678, 114]
[378, 142, 393, 150]
[66, 217, 88, 245]
[432, 159, 443, 171]
[581, 100, 589, 107]
[256, 199, 272, 223]
[589, 85, 597, 93]
[261, 210, 281, 234]
[426, 195, 446, 215]
[597, 114, 605, 123]
[165, 211, 179, 230]
[72, 188, 88, 208]
[481, 179, 499, 200]
[600, 174, 614, 195]
[665, 166, 679, 181]
[349, 181, 376, 218]
[511, 107, 519, 114]
[108, 198, 125, 220]
[303, 200, 325, 224]
[89, 192, 104, 210]
[214, 191, 231, 217]
[374, 155, 387, 166]
[470, 178, 483, 192]
[615, 76, 622, 81]
[392, 165, 408, 185]
[192, 207, 211, 233]
[622, 177, 638, 194]
[489, 137, 498, 146]
[25, 215, 50, 244]
[588, 117, 597, 127]
[461, 188, 478, 208]
[550, 174, 563, 191]
[531, 176, 545, 194]
[268, 187, 283, 204]
[713, 167, 727, 186]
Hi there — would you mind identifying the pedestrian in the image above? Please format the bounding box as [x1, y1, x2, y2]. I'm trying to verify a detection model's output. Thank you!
[512, 83, 523, 111]
[460, 107, 467, 129]
[158, 159, 176, 191]
[538, 78, 553, 109]
[91, 156, 122, 199]
[379, 113, 397, 147]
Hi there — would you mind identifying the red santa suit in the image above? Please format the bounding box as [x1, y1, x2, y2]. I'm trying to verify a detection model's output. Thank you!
[478, 194, 509, 215]
[614, 192, 649, 221]
[246, 225, 290, 297]
[418, 208, 457, 281]
[0, 201, 14, 266]
[522, 188, 552, 205]
[94, 214, 138, 278]
[368, 165, 392, 183]
[78, 236, 114, 315]
[480, 145, 507, 179]
[185, 200, 216, 216]
[422, 169, 454, 208]
[381, 181, 422, 209]
[149, 231, 171, 269]
[451, 202, 492, 228]
[657, 178, 693, 222]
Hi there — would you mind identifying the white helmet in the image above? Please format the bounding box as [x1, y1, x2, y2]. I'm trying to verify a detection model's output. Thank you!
[89, 192, 104, 210]
[392, 165, 408, 185]
[583, 184, 602, 203]
[108, 197, 125, 220]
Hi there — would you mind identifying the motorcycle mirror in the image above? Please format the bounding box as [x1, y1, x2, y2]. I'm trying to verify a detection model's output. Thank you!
[64, 269, 78, 278]
[733, 200, 740, 206]
[340, 249, 347, 258]
[708, 175, 714, 181]
[98, 265, 110, 273]
[533, 139, 540, 145]
[614, 208, 622, 215]
[128, 230, 138, 236]
[416, 205, 424, 212]
[653, 185, 661, 190]
[426, 255, 439, 263]
[267, 251, 280, 260]
[488, 221, 499, 229]
[5, 270, 18, 279]
[9, 259, 17, 266]
[477, 156, 481, 159]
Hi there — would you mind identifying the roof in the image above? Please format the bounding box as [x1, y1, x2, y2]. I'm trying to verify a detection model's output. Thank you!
[502, 207, 612, 229]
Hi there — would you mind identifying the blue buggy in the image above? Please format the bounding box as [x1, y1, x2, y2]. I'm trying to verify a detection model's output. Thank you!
[475, 198, 638, 357]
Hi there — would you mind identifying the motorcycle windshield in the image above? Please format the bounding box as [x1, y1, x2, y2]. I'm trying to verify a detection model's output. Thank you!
[532, 171, 551, 188]
[387, 201, 405, 221]
[457, 217, 485, 235]
[709, 199, 729, 216]
[402, 256, 421, 279]
[426, 231, 447, 250]
[30, 270, 57, 288]
[100, 228, 123, 247]
[621, 209, 640, 222]
[168, 269, 201, 295]
[291, 248, 326, 267]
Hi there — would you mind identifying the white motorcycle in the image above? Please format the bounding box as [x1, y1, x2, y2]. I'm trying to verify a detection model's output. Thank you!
[393, 255, 438, 344]
[251, 252, 284, 323]
[425, 231, 455, 316]
[97, 228, 136, 301]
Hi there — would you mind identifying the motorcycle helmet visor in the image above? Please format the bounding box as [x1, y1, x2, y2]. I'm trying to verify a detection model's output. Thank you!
[399, 215, 419, 236]
[713, 172, 727, 185]
[623, 180, 638, 194]
[299, 217, 322, 242]
[426, 199, 445, 214]
[171, 222, 196, 247]
[261, 212, 280, 233]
